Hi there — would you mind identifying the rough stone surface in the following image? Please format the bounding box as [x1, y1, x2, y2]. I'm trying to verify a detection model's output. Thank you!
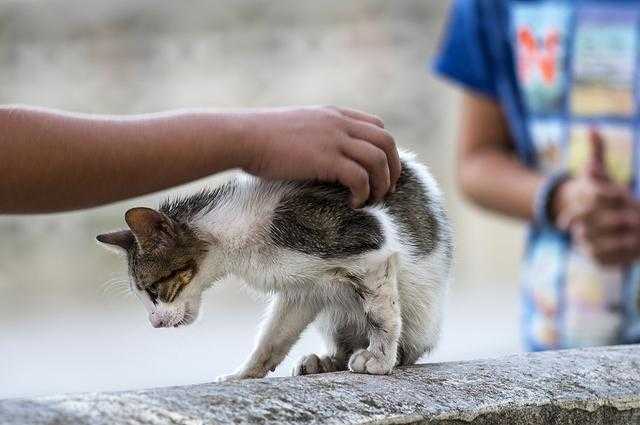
[1, 345, 639, 424]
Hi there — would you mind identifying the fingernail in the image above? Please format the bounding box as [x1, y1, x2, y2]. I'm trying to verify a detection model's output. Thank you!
[391, 185, 396, 193]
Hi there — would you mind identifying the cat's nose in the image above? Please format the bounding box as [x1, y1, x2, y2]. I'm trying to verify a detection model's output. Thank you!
[149, 312, 165, 328]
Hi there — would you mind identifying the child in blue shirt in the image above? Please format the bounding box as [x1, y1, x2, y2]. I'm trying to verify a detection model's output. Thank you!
[435, 0, 640, 350]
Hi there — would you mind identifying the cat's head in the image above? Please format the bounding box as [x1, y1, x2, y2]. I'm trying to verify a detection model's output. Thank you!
[97, 207, 209, 328]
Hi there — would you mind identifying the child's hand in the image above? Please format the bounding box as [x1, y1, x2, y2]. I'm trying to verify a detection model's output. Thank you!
[553, 176, 639, 265]
[552, 176, 629, 232]
[571, 199, 640, 266]
[239, 106, 400, 207]
[552, 130, 640, 266]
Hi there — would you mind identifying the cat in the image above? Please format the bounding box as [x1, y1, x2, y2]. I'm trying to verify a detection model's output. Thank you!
[97, 150, 453, 380]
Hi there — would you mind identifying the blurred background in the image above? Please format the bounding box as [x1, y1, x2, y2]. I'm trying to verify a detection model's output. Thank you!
[0, 0, 526, 398]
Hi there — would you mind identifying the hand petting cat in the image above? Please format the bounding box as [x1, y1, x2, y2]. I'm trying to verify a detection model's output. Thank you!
[0, 105, 398, 213]
[239, 106, 400, 208]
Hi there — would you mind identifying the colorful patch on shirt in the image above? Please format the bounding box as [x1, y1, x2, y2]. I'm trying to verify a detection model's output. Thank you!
[570, 6, 639, 117]
[529, 119, 566, 174]
[512, 2, 571, 113]
[564, 249, 623, 347]
[522, 231, 565, 348]
[567, 122, 633, 185]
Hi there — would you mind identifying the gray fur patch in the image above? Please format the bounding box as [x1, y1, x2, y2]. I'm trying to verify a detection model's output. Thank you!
[269, 183, 384, 259]
[269, 160, 449, 259]
[159, 184, 237, 222]
[381, 161, 442, 256]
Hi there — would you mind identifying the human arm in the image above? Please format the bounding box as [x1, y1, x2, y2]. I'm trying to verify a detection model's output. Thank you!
[0, 105, 399, 213]
[456, 92, 640, 266]
[456, 92, 544, 220]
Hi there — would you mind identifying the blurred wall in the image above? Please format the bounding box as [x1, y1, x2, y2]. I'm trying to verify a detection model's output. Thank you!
[0, 0, 525, 398]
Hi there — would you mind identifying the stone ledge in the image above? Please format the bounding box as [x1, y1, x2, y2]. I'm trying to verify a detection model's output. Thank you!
[1, 345, 639, 424]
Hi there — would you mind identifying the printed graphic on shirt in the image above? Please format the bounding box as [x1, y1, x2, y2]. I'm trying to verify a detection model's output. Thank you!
[512, 3, 570, 113]
[564, 249, 623, 348]
[529, 119, 565, 174]
[523, 231, 564, 349]
[570, 6, 639, 116]
[567, 123, 633, 185]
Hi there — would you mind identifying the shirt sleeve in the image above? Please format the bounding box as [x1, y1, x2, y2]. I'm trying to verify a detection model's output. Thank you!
[432, 0, 498, 98]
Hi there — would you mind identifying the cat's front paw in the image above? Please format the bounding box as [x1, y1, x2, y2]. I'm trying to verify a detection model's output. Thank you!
[293, 354, 345, 376]
[215, 372, 246, 383]
[348, 349, 394, 375]
[215, 369, 266, 382]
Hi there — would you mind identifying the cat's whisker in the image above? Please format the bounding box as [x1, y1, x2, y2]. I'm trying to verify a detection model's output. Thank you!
[100, 279, 129, 293]
[101, 276, 132, 298]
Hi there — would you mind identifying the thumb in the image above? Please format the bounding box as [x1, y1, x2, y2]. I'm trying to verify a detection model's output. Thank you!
[587, 128, 608, 182]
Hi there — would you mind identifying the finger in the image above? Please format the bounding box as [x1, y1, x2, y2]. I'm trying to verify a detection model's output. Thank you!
[557, 204, 579, 231]
[567, 184, 629, 225]
[341, 139, 391, 201]
[587, 127, 608, 181]
[594, 246, 639, 266]
[346, 121, 401, 191]
[336, 107, 385, 128]
[591, 235, 640, 266]
[592, 186, 629, 208]
[582, 209, 638, 241]
[558, 197, 590, 231]
[335, 158, 370, 208]
[571, 222, 587, 243]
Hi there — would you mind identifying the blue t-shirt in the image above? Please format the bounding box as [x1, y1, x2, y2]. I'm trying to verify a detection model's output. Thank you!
[435, 0, 640, 350]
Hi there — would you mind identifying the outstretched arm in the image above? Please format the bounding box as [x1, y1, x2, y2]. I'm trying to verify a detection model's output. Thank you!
[0, 105, 399, 214]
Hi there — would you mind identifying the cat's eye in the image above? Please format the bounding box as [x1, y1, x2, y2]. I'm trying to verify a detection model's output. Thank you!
[146, 285, 159, 304]
[143, 262, 197, 304]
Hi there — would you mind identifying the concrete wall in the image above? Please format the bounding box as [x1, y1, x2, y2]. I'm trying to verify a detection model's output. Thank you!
[1, 345, 639, 424]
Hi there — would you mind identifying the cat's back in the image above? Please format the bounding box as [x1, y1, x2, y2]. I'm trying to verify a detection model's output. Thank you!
[267, 152, 450, 260]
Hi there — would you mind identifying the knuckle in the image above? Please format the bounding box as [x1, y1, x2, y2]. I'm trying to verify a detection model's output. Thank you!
[356, 169, 369, 187]
[333, 133, 348, 148]
[328, 112, 347, 128]
[381, 130, 396, 146]
[374, 150, 388, 168]
[321, 105, 341, 117]
[372, 115, 385, 127]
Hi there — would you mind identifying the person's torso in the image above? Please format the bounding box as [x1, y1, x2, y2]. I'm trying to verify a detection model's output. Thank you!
[486, 0, 640, 350]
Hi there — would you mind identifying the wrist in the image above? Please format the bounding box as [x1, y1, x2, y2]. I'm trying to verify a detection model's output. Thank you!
[200, 109, 262, 173]
[231, 110, 269, 174]
[533, 171, 571, 230]
[550, 178, 572, 227]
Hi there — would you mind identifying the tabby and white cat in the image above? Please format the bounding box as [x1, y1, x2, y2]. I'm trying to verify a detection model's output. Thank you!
[97, 151, 453, 380]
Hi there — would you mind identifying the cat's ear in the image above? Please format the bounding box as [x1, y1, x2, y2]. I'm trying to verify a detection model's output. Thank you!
[96, 230, 135, 254]
[125, 207, 176, 249]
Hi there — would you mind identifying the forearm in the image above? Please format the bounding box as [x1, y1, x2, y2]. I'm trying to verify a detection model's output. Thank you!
[456, 92, 544, 221]
[458, 143, 543, 221]
[0, 106, 251, 213]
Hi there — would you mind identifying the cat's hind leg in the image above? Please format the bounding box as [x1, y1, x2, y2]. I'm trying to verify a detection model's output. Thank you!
[348, 253, 401, 375]
[293, 353, 346, 376]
